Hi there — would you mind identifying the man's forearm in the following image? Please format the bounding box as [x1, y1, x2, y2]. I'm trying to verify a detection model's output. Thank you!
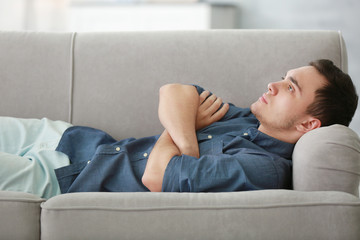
[142, 130, 180, 192]
[158, 84, 200, 157]
[143, 84, 229, 192]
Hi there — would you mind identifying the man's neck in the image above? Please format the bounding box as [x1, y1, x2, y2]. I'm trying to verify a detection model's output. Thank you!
[258, 125, 300, 144]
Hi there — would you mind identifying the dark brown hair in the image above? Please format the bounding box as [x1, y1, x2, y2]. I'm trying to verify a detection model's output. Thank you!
[307, 59, 358, 127]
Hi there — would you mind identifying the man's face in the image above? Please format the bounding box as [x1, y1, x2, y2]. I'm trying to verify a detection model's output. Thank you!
[251, 66, 326, 132]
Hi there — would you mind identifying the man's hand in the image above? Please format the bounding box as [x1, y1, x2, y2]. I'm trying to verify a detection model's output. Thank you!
[196, 90, 229, 130]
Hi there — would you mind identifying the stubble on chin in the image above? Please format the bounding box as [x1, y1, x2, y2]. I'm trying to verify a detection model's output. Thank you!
[250, 102, 297, 131]
[250, 101, 261, 120]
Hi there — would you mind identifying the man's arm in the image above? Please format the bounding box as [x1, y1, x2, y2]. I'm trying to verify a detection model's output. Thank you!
[142, 130, 180, 192]
[158, 84, 229, 157]
[142, 84, 229, 192]
[158, 84, 200, 157]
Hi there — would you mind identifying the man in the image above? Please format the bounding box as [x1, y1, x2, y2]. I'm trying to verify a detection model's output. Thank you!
[0, 59, 358, 198]
[142, 59, 358, 191]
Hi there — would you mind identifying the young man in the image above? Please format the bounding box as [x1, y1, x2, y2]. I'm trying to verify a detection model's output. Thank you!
[142, 59, 358, 191]
[0, 59, 358, 198]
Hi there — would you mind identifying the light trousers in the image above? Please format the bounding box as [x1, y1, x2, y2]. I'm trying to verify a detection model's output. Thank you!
[0, 117, 71, 199]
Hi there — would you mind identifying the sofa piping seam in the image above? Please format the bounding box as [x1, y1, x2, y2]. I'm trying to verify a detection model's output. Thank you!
[41, 202, 360, 212]
[68, 32, 77, 124]
[337, 30, 345, 72]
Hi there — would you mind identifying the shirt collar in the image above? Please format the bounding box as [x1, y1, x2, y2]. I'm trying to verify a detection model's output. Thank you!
[246, 127, 295, 159]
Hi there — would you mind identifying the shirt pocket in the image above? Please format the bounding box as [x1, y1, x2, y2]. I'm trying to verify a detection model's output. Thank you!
[128, 151, 150, 181]
[197, 133, 223, 156]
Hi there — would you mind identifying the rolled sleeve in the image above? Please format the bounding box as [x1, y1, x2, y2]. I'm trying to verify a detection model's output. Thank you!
[192, 84, 206, 95]
[161, 155, 185, 192]
[162, 151, 291, 192]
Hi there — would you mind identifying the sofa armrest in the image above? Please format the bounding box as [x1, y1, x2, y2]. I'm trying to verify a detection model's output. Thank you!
[0, 191, 44, 240]
[293, 124, 360, 196]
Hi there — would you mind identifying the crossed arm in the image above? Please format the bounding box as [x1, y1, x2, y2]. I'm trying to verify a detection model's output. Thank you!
[142, 84, 229, 192]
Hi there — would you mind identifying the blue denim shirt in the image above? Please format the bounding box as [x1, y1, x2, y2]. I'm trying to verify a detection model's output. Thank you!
[55, 86, 294, 193]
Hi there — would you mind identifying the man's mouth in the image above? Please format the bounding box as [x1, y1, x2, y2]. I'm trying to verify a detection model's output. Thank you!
[259, 93, 268, 104]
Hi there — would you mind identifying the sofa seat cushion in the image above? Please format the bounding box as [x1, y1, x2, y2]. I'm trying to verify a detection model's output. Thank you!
[41, 190, 360, 240]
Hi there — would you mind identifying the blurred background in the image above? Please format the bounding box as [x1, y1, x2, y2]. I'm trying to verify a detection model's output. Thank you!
[0, 0, 359, 134]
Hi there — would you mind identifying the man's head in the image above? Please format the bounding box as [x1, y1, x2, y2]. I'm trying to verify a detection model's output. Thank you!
[307, 59, 358, 127]
[251, 59, 358, 143]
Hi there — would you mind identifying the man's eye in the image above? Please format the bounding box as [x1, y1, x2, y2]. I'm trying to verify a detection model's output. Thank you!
[288, 85, 294, 92]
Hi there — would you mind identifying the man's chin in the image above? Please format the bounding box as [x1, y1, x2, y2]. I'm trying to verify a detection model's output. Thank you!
[250, 102, 266, 124]
[250, 102, 259, 115]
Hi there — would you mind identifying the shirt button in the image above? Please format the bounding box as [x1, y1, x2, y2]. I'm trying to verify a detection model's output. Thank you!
[87, 160, 91, 164]
[143, 153, 148, 157]
[243, 133, 249, 136]
[208, 135, 213, 139]
[115, 147, 121, 151]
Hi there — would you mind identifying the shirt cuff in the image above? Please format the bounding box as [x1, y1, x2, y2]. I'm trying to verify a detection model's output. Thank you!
[162, 154, 194, 192]
[191, 84, 206, 95]
[162, 155, 181, 192]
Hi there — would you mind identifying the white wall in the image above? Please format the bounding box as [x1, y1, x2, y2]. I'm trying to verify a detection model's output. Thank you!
[0, 0, 26, 30]
[235, 0, 360, 134]
[1, 0, 359, 133]
[0, 0, 213, 32]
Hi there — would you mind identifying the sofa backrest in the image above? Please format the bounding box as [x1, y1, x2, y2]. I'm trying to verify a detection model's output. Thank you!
[0, 30, 347, 140]
[2, 30, 358, 196]
[0, 31, 73, 122]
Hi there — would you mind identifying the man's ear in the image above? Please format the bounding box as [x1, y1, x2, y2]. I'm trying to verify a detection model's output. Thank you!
[296, 117, 322, 133]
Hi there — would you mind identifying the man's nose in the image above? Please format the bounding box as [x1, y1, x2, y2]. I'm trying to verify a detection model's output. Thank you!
[267, 82, 278, 95]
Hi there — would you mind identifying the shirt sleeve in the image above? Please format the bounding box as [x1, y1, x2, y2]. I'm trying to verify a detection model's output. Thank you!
[162, 151, 292, 192]
[192, 84, 206, 95]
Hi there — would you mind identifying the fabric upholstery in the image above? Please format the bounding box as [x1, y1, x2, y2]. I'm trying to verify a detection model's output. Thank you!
[70, 30, 347, 140]
[0, 30, 358, 240]
[0, 191, 44, 240]
[0, 31, 74, 122]
[293, 124, 360, 196]
[41, 190, 360, 240]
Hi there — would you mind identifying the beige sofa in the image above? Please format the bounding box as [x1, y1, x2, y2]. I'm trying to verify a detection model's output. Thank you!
[0, 30, 359, 240]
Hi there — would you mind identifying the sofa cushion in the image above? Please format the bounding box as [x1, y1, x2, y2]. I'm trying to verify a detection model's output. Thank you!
[0, 31, 74, 122]
[41, 190, 360, 240]
[0, 191, 44, 240]
[293, 124, 360, 196]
